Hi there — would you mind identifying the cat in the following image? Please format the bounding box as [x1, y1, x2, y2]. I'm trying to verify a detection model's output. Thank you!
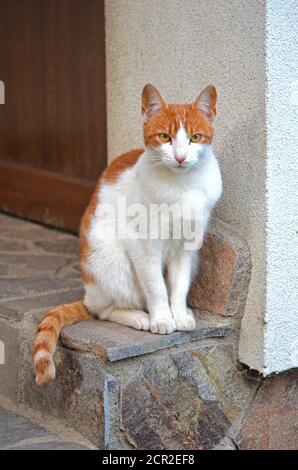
[33, 84, 222, 385]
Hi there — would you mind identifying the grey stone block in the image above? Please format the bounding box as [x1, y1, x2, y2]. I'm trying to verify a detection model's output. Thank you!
[11, 441, 91, 450]
[34, 238, 79, 255]
[61, 311, 233, 362]
[0, 277, 81, 300]
[23, 346, 107, 447]
[0, 318, 20, 401]
[0, 265, 8, 276]
[0, 240, 28, 252]
[0, 406, 53, 448]
[0, 305, 20, 322]
[1, 288, 84, 322]
[120, 344, 259, 450]
[0, 254, 76, 274]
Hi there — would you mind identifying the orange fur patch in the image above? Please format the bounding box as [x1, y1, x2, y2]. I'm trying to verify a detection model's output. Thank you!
[33, 341, 51, 355]
[37, 323, 58, 336]
[35, 356, 52, 376]
[79, 179, 101, 283]
[101, 148, 144, 183]
[33, 301, 92, 384]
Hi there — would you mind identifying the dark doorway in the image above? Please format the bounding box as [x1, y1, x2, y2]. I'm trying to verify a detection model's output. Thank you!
[0, 0, 106, 231]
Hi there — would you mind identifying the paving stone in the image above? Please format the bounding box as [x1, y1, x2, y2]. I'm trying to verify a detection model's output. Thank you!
[65, 261, 82, 279]
[61, 311, 233, 362]
[1, 288, 84, 322]
[0, 305, 19, 321]
[0, 254, 76, 273]
[0, 265, 8, 275]
[0, 277, 81, 300]
[0, 213, 32, 229]
[0, 406, 53, 448]
[0, 405, 92, 450]
[0, 318, 20, 401]
[23, 347, 106, 447]
[0, 239, 28, 252]
[34, 238, 79, 255]
[120, 344, 258, 450]
[11, 440, 90, 450]
[0, 226, 71, 241]
[236, 369, 298, 450]
[188, 220, 251, 316]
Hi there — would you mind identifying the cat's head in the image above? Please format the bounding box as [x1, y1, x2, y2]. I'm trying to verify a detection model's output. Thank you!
[142, 84, 216, 173]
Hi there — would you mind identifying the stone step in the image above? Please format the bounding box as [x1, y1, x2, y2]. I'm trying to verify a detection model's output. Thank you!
[60, 310, 233, 362]
[0, 403, 94, 450]
[0, 213, 256, 449]
[1, 301, 239, 447]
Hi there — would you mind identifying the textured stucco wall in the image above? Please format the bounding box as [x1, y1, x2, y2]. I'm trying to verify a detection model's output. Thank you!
[105, 1, 269, 371]
[264, 0, 298, 374]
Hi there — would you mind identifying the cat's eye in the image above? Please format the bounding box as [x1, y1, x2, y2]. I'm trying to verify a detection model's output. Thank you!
[159, 133, 171, 143]
[190, 133, 203, 143]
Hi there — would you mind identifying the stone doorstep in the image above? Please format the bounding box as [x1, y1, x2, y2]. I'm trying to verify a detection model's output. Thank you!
[60, 310, 234, 362]
[0, 405, 92, 450]
[22, 341, 260, 450]
[0, 300, 235, 449]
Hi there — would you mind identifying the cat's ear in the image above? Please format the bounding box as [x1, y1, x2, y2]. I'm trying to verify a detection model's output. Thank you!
[195, 85, 217, 121]
[142, 84, 166, 122]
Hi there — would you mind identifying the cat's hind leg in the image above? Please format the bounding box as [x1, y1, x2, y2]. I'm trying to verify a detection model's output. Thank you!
[99, 307, 150, 331]
[84, 283, 149, 331]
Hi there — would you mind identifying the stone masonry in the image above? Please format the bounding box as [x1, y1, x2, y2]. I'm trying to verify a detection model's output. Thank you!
[0, 212, 297, 450]
[0, 403, 93, 450]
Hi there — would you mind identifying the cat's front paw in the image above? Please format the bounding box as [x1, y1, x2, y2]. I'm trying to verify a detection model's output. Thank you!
[150, 315, 176, 335]
[171, 307, 196, 331]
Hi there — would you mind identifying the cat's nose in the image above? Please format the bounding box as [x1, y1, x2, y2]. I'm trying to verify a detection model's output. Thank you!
[175, 155, 186, 164]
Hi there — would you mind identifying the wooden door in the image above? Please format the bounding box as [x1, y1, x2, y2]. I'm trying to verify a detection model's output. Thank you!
[0, 0, 106, 232]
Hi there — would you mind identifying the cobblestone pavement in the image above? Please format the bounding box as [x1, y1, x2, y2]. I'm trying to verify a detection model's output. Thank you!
[0, 212, 83, 314]
[0, 403, 93, 450]
[0, 213, 95, 449]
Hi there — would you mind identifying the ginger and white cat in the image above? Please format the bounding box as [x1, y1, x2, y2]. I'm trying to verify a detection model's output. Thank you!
[33, 84, 222, 385]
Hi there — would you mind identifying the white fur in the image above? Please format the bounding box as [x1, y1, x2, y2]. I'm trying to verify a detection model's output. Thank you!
[83, 126, 222, 334]
[34, 350, 51, 364]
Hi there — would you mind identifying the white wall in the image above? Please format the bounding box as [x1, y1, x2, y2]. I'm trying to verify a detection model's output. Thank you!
[263, 0, 298, 374]
[105, 0, 297, 374]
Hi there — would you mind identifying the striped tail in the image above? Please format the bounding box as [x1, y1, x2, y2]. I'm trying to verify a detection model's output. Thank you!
[33, 301, 92, 385]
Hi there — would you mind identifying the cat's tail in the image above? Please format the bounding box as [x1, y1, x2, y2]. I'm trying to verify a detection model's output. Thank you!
[33, 301, 92, 385]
